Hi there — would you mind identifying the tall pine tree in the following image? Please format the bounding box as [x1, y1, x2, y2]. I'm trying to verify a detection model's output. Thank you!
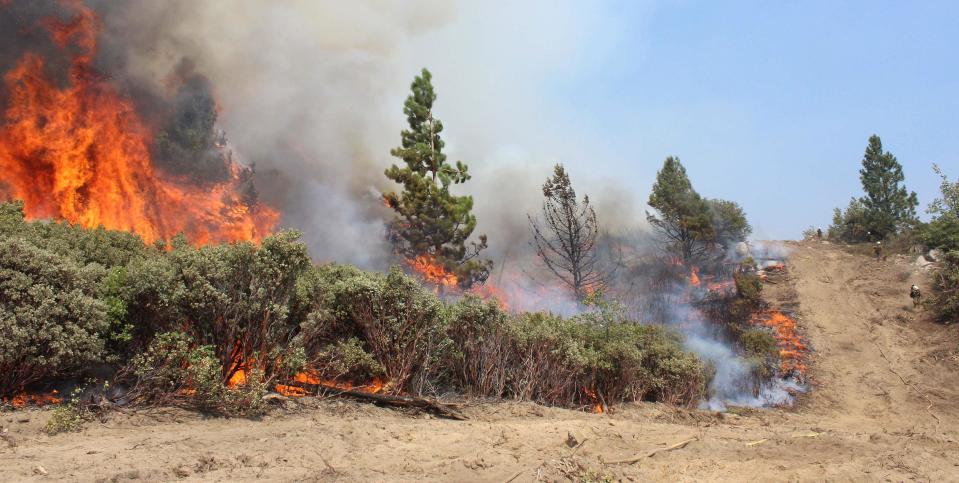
[858, 135, 918, 239]
[383, 68, 491, 288]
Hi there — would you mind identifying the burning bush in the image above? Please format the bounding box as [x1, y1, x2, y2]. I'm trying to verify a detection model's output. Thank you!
[1, 200, 713, 413]
[127, 332, 267, 416]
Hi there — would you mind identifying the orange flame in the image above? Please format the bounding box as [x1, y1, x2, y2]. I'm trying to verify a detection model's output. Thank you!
[407, 255, 459, 288]
[274, 371, 386, 397]
[689, 267, 701, 287]
[752, 310, 807, 375]
[2, 389, 61, 408]
[582, 387, 604, 414]
[0, 1, 278, 245]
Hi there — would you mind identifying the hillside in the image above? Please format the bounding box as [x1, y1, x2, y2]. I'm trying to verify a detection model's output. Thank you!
[2, 240, 958, 482]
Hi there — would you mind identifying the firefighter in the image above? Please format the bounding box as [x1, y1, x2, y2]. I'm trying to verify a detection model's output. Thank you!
[816, 227, 823, 239]
[910, 284, 921, 308]
[873, 241, 882, 261]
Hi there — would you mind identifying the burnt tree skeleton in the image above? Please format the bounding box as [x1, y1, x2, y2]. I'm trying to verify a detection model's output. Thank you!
[528, 164, 607, 300]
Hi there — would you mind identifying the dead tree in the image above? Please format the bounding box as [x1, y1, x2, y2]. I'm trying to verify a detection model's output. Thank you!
[528, 164, 607, 300]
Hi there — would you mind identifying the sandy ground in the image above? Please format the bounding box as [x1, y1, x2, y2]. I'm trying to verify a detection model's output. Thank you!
[3, 240, 959, 482]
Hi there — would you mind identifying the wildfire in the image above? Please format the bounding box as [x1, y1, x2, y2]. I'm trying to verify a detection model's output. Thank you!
[274, 371, 386, 397]
[689, 267, 701, 287]
[752, 310, 807, 376]
[406, 255, 459, 288]
[0, 1, 278, 245]
[2, 390, 61, 408]
[582, 387, 604, 414]
[706, 280, 735, 294]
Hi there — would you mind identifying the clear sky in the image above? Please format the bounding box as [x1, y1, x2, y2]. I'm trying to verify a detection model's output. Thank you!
[541, 1, 958, 239]
[404, 1, 958, 240]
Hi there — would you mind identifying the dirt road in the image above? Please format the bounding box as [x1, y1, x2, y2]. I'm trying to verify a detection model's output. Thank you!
[3, 241, 958, 481]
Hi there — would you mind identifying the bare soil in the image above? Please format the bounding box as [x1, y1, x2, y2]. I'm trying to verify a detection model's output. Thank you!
[3, 241, 958, 482]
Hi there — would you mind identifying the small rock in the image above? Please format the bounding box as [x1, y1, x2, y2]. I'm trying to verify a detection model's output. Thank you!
[565, 431, 579, 448]
[33, 466, 48, 476]
[927, 249, 944, 262]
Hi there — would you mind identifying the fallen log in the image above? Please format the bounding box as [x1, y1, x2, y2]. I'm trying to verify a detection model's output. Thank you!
[284, 381, 467, 421]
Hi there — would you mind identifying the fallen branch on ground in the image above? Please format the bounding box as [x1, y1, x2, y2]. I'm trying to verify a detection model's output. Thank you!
[602, 437, 698, 465]
[285, 381, 467, 420]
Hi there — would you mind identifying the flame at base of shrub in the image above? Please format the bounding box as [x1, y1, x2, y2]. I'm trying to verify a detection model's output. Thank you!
[1, 390, 62, 408]
[225, 365, 386, 398]
[582, 387, 605, 414]
[274, 371, 387, 397]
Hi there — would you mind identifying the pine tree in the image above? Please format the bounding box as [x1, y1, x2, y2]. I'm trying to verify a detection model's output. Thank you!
[528, 164, 606, 300]
[383, 68, 491, 288]
[646, 156, 714, 265]
[858, 135, 918, 239]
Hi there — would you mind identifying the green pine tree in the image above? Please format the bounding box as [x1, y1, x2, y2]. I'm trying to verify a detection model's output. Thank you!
[858, 135, 919, 239]
[383, 68, 491, 288]
[646, 156, 714, 265]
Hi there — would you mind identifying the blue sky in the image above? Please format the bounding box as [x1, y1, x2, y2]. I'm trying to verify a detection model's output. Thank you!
[527, 1, 958, 238]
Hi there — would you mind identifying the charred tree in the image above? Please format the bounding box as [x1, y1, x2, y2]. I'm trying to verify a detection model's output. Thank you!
[528, 164, 606, 300]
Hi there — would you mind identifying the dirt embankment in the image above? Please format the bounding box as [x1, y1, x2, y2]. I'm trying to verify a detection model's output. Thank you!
[2, 241, 958, 482]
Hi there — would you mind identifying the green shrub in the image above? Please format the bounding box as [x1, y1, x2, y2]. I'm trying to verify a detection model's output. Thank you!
[0, 199, 713, 412]
[44, 387, 91, 436]
[740, 328, 778, 358]
[445, 295, 513, 396]
[920, 218, 959, 253]
[734, 271, 763, 304]
[0, 237, 108, 396]
[160, 231, 311, 383]
[828, 198, 871, 242]
[930, 251, 959, 323]
[307, 265, 451, 395]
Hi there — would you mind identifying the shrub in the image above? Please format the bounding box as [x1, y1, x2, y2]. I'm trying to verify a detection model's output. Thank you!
[129, 332, 267, 416]
[734, 271, 763, 304]
[307, 265, 450, 395]
[163, 231, 311, 384]
[920, 218, 959, 253]
[44, 387, 92, 435]
[445, 295, 513, 396]
[740, 328, 778, 358]
[0, 237, 108, 396]
[506, 313, 707, 408]
[828, 198, 870, 242]
[930, 251, 959, 324]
